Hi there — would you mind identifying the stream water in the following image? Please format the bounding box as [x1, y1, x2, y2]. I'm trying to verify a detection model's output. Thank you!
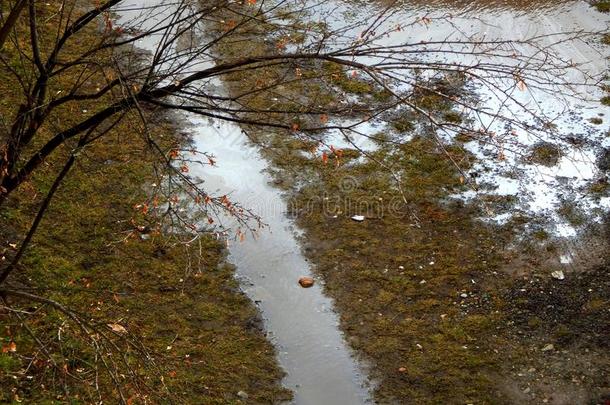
[116, 0, 608, 403]
[116, 2, 370, 404]
[188, 116, 371, 405]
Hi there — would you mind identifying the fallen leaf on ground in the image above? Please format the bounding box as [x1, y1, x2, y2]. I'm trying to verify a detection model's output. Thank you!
[1, 341, 16, 353]
[107, 323, 127, 334]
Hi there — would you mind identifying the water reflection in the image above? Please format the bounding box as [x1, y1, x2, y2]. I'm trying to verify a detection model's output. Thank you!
[370, 0, 581, 13]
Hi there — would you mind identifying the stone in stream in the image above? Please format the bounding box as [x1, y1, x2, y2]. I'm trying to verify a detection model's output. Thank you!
[298, 276, 315, 288]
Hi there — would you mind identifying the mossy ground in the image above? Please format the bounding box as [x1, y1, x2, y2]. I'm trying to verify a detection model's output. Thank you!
[527, 142, 563, 167]
[210, 3, 610, 404]
[593, 0, 610, 13]
[0, 1, 289, 403]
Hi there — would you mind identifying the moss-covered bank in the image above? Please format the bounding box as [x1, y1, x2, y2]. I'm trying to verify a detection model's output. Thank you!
[0, 1, 289, 403]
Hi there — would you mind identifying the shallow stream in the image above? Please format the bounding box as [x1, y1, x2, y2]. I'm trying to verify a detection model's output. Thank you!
[117, 2, 370, 404]
[117, 0, 609, 403]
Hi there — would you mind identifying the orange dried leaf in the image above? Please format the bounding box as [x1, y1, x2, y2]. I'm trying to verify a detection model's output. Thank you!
[1, 341, 16, 353]
[225, 20, 237, 31]
[320, 114, 329, 124]
[322, 151, 328, 164]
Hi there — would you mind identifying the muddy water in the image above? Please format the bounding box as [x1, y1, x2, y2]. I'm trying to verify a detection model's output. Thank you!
[116, 2, 370, 404]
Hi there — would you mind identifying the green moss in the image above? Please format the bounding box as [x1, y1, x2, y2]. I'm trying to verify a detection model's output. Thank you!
[557, 201, 586, 226]
[373, 89, 393, 102]
[553, 324, 572, 341]
[443, 111, 463, 124]
[593, 0, 610, 12]
[601, 96, 610, 106]
[527, 316, 543, 328]
[455, 132, 475, 143]
[0, 353, 20, 373]
[340, 148, 362, 160]
[532, 229, 550, 241]
[527, 142, 562, 166]
[587, 298, 606, 311]
[589, 117, 603, 125]
[589, 180, 609, 194]
[322, 62, 378, 95]
[392, 117, 415, 133]
[414, 94, 450, 111]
